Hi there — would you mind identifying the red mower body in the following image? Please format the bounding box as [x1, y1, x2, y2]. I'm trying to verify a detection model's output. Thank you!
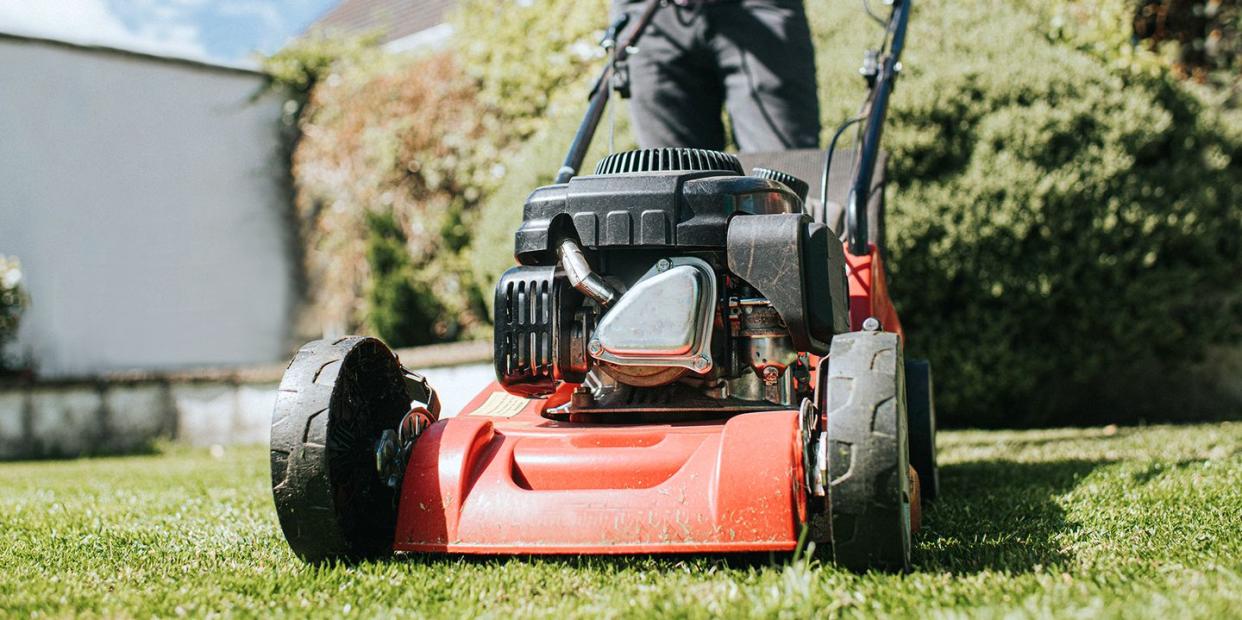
[392, 245, 897, 555]
[394, 391, 805, 553]
[271, 1, 927, 568]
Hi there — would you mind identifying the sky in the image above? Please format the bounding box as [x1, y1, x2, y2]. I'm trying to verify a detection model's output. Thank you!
[0, 0, 339, 67]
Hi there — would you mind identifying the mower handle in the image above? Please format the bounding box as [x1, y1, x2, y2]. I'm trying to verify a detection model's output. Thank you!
[845, 0, 910, 256]
[554, 0, 662, 184]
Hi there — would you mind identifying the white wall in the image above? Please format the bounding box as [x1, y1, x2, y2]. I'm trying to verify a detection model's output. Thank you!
[0, 36, 295, 376]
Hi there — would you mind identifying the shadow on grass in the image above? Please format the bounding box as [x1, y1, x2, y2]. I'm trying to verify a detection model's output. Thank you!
[0, 438, 164, 463]
[914, 457, 1107, 574]
[943, 430, 1124, 451]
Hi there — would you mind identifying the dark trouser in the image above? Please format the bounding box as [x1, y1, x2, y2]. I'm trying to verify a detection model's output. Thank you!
[615, 0, 821, 152]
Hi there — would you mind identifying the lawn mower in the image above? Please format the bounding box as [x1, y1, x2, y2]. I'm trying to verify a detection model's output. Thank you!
[270, 0, 937, 571]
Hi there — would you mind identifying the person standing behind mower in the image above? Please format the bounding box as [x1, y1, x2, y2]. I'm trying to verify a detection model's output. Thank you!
[613, 0, 821, 151]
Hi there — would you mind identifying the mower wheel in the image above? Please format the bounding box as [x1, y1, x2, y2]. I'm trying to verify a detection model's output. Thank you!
[905, 358, 938, 503]
[823, 330, 912, 571]
[270, 337, 414, 562]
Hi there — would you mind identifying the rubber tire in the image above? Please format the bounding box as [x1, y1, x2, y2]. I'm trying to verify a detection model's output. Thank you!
[905, 358, 939, 504]
[270, 337, 412, 563]
[824, 330, 912, 572]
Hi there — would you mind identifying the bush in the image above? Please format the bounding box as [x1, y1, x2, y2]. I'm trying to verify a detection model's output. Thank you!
[463, 0, 1242, 426]
[453, 0, 611, 144]
[0, 255, 27, 370]
[363, 211, 442, 346]
[269, 45, 494, 345]
[1044, 0, 1241, 98]
[873, 2, 1241, 426]
[0, 254, 24, 334]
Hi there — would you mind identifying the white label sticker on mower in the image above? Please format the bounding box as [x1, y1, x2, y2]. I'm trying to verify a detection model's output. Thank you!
[468, 392, 528, 418]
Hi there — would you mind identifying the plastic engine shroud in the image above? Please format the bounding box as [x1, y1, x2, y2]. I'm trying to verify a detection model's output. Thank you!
[513, 170, 802, 263]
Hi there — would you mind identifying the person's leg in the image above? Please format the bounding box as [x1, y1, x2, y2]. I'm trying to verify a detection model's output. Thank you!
[619, 1, 727, 149]
[711, 0, 821, 151]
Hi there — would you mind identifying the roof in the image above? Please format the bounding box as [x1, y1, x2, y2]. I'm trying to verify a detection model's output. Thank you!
[0, 31, 263, 76]
[310, 0, 458, 43]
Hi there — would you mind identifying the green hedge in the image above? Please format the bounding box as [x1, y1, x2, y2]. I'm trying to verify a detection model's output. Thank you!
[885, 1, 1241, 426]
[463, 0, 1242, 426]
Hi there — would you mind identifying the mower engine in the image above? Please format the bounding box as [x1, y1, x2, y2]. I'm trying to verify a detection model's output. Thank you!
[494, 148, 850, 416]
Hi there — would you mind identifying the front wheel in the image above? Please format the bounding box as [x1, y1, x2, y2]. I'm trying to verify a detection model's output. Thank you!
[823, 330, 912, 571]
[269, 337, 415, 562]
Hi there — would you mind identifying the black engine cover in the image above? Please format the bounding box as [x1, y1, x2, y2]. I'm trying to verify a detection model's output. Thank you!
[726, 214, 849, 355]
[493, 266, 585, 396]
[513, 171, 801, 264]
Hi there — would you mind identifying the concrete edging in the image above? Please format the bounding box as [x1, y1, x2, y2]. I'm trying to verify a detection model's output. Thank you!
[0, 340, 494, 460]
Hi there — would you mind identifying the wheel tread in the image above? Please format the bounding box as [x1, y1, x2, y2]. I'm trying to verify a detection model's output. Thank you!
[824, 330, 912, 571]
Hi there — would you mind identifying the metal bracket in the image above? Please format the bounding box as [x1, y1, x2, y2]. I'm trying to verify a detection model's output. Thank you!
[860, 49, 879, 88]
[376, 368, 440, 491]
[799, 398, 827, 497]
[402, 368, 441, 420]
[375, 405, 435, 491]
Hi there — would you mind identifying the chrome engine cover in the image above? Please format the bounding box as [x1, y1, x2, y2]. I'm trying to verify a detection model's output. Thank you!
[587, 257, 716, 385]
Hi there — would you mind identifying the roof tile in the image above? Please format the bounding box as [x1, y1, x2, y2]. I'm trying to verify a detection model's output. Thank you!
[312, 0, 458, 42]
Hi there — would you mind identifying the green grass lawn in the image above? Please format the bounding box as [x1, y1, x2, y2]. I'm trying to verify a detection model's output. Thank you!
[1, 423, 1240, 618]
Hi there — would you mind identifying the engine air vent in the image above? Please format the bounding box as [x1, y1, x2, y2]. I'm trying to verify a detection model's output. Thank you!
[594, 148, 744, 176]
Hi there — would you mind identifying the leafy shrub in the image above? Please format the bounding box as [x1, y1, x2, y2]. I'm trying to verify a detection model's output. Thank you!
[1043, 0, 1240, 104]
[1043, 0, 1172, 75]
[0, 255, 26, 371]
[269, 46, 494, 345]
[262, 33, 384, 128]
[363, 211, 444, 345]
[878, 1, 1242, 426]
[0, 255, 24, 341]
[465, 0, 1242, 426]
[453, 0, 610, 144]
